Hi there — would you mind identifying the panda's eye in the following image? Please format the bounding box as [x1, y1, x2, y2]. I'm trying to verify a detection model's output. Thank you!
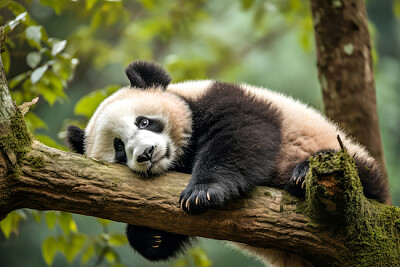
[139, 118, 149, 129]
[114, 138, 125, 152]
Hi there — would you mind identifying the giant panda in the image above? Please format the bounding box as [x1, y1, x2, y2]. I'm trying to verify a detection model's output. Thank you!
[66, 60, 390, 267]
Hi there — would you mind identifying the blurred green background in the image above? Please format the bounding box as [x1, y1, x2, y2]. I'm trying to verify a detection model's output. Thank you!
[0, 0, 399, 266]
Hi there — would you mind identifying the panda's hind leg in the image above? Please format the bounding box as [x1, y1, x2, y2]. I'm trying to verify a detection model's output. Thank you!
[126, 225, 192, 261]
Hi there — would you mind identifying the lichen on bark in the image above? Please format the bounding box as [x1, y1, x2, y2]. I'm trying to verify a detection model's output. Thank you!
[304, 149, 400, 265]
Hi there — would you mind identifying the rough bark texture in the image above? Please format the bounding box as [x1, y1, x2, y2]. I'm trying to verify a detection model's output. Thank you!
[310, 0, 389, 191]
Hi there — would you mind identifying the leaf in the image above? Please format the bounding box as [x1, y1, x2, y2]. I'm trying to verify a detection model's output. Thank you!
[97, 218, 111, 227]
[31, 65, 48, 84]
[64, 234, 86, 262]
[190, 248, 212, 267]
[27, 52, 42, 69]
[30, 210, 42, 223]
[109, 234, 127, 247]
[9, 72, 28, 89]
[25, 112, 48, 132]
[1, 47, 11, 73]
[45, 211, 58, 230]
[105, 248, 118, 263]
[86, 0, 99, 10]
[25, 25, 42, 47]
[0, 213, 14, 239]
[240, 0, 254, 10]
[35, 134, 67, 151]
[81, 246, 95, 264]
[6, 12, 27, 31]
[394, 0, 400, 18]
[51, 40, 67, 56]
[59, 212, 74, 236]
[74, 85, 119, 118]
[42, 236, 58, 266]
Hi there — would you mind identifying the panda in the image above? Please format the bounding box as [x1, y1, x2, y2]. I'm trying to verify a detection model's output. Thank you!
[66, 60, 390, 267]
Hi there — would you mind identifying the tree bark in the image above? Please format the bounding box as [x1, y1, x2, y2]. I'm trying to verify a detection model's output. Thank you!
[310, 0, 389, 194]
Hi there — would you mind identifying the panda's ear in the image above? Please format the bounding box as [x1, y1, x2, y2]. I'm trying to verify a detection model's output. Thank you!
[66, 125, 85, 154]
[125, 60, 171, 90]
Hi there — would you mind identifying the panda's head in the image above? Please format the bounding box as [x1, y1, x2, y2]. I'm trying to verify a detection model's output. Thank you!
[66, 61, 192, 176]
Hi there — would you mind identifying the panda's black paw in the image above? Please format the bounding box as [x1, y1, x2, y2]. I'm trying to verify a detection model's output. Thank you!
[126, 225, 191, 261]
[179, 183, 225, 214]
[290, 160, 310, 190]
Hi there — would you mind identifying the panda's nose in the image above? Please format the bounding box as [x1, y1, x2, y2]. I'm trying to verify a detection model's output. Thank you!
[137, 146, 155, 163]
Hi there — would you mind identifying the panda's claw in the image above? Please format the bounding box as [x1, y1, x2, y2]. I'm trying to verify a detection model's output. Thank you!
[180, 184, 224, 214]
[291, 160, 310, 190]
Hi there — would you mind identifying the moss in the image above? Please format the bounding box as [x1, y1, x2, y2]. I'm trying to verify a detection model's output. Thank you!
[0, 112, 32, 177]
[25, 155, 45, 169]
[264, 191, 272, 197]
[304, 149, 400, 265]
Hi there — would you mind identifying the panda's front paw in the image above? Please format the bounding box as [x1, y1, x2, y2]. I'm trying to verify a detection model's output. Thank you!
[179, 184, 225, 214]
[290, 160, 310, 190]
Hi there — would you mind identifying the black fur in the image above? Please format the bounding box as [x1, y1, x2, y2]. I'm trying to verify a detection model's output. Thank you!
[126, 225, 192, 261]
[114, 138, 127, 164]
[66, 125, 85, 154]
[177, 82, 282, 214]
[135, 116, 164, 134]
[125, 60, 171, 90]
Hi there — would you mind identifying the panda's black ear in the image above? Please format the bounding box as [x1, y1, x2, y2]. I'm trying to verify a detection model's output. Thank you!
[125, 60, 171, 90]
[66, 125, 85, 154]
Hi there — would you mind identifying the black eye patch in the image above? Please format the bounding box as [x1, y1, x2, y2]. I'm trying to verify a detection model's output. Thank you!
[135, 116, 164, 133]
[114, 137, 127, 164]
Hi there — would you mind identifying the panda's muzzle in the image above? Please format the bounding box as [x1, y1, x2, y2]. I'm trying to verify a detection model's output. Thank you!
[137, 146, 155, 163]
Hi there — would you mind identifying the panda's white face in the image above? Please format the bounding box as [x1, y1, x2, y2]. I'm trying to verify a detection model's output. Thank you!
[84, 87, 192, 176]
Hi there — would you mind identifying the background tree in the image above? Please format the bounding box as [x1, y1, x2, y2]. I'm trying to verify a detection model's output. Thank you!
[1, 0, 399, 266]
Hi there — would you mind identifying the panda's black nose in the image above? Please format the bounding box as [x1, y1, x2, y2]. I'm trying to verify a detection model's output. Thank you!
[137, 146, 154, 163]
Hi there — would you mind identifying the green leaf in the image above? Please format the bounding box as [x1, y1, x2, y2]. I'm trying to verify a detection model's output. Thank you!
[9, 72, 28, 89]
[64, 234, 86, 262]
[190, 248, 211, 267]
[45, 211, 58, 230]
[86, 0, 99, 10]
[1, 47, 11, 73]
[27, 52, 42, 69]
[42, 236, 58, 266]
[6, 11, 27, 31]
[25, 25, 42, 47]
[105, 248, 118, 263]
[35, 134, 67, 151]
[109, 234, 127, 247]
[51, 40, 67, 56]
[394, 0, 400, 18]
[74, 85, 119, 118]
[30, 210, 42, 223]
[240, 0, 254, 10]
[59, 212, 74, 236]
[81, 246, 95, 264]
[31, 65, 48, 84]
[0, 213, 14, 239]
[25, 112, 48, 132]
[97, 218, 111, 227]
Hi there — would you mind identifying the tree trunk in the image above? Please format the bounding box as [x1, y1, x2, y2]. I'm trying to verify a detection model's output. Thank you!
[310, 0, 389, 200]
